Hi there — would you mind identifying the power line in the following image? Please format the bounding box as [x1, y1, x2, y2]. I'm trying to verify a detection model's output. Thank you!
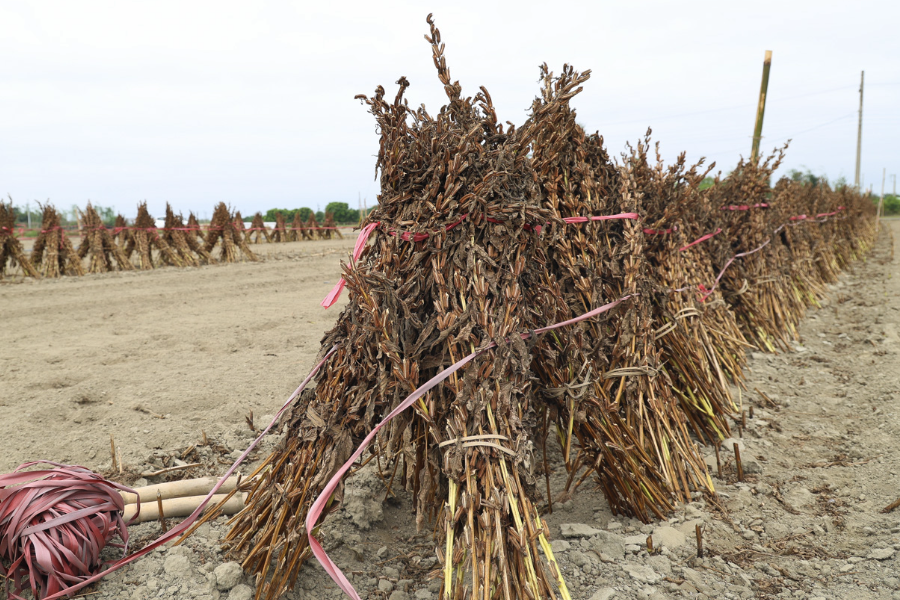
[600, 84, 859, 127]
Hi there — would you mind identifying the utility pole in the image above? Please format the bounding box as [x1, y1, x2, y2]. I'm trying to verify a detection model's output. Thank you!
[877, 167, 886, 229]
[854, 71, 864, 190]
[750, 50, 773, 164]
[26, 201, 31, 229]
[892, 174, 896, 196]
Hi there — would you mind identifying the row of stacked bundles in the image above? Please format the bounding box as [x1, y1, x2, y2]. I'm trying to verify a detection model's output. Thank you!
[0, 202, 347, 278]
[224, 17, 878, 600]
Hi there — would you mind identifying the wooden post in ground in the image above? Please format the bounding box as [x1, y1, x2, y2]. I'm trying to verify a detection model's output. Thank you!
[855, 71, 865, 190]
[750, 50, 773, 164]
[878, 167, 886, 230]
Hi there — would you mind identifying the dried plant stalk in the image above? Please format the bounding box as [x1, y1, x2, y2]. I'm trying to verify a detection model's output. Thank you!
[76, 202, 134, 273]
[0, 200, 39, 279]
[204, 202, 257, 263]
[247, 212, 272, 244]
[31, 204, 84, 278]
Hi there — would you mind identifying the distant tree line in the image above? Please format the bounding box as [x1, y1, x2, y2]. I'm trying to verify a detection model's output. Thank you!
[263, 202, 371, 224]
[7, 201, 116, 227]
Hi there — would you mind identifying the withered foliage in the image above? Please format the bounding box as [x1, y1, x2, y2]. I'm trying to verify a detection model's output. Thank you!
[0, 200, 39, 279]
[31, 204, 84, 278]
[187, 212, 205, 243]
[223, 15, 878, 600]
[112, 214, 130, 248]
[248, 212, 272, 244]
[204, 202, 257, 263]
[162, 204, 214, 266]
[271, 212, 288, 243]
[304, 212, 320, 240]
[288, 212, 304, 242]
[76, 203, 133, 273]
[123, 202, 183, 270]
[321, 211, 342, 239]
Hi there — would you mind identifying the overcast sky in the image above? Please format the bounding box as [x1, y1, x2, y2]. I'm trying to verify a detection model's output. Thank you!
[1, 1, 898, 219]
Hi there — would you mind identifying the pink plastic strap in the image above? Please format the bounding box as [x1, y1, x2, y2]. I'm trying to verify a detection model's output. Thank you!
[643, 226, 676, 235]
[306, 295, 634, 599]
[700, 238, 771, 301]
[789, 215, 807, 221]
[37, 346, 338, 600]
[321, 223, 380, 308]
[322, 213, 639, 309]
[679, 228, 722, 252]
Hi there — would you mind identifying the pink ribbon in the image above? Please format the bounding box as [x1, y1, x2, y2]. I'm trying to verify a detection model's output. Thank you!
[700, 238, 772, 301]
[789, 215, 808, 221]
[321, 223, 380, 308]
[679, 228, 722, 252]
[321, 213, 641, 309]
[34, 347, 338, 600]
[306, 294, 633, 599]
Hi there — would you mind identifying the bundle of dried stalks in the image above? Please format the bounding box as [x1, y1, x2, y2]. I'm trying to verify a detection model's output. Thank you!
[624, 134, 746, 445]
[219, 17, 877, 600]
[247, 213, 271, 244]
[769, 179, 832, 306]
[161, 204, 208, 267]
[702, 152, 804, 352]
[187, 212, 206, 243]
[113, 214, 131, 248]
[31, 204, 84, 278]
[304, 213, 320, 240]
[521, 67, 704, 522]
[321, 211, 343, 239]
[204, 203, 256, 263]
[234, 211, 247, 241]
[227, 17, 569, 600]
[0, 200, 39, 279]
[123, 202, 183, 270]
[288, 212, 304, 242]
[271, 212, 287, 242]
[76, 203, 134, 273]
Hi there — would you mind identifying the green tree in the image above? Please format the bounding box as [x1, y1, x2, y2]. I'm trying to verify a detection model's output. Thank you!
[877, 194, 900, 216]
[788, 168, 828, 188]
[698, 177, 716, 191]
[324, 202, 359, 224]
[264, 207, 314, 222]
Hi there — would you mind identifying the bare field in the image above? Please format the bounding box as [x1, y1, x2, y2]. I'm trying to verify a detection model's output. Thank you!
[0, 237, 358, 474]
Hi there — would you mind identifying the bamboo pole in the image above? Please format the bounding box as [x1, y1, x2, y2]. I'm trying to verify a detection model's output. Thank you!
[124, 492, 246, 523]
[750, 50, 773, 164]
[119, 476, 242, 505]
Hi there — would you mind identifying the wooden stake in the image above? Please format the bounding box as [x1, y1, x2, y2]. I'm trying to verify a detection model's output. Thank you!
[749, 406, 754, 419]
[715, 443, 723, 478]
[855, 71, 865, 190]
[734, 443, 744, 482]
[109, 436, 117, 472]
[695, 524, 703, 559]
[741, 410, 747, 429]
[750, 50, 773, 163]
[157, 491, 168, 533]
